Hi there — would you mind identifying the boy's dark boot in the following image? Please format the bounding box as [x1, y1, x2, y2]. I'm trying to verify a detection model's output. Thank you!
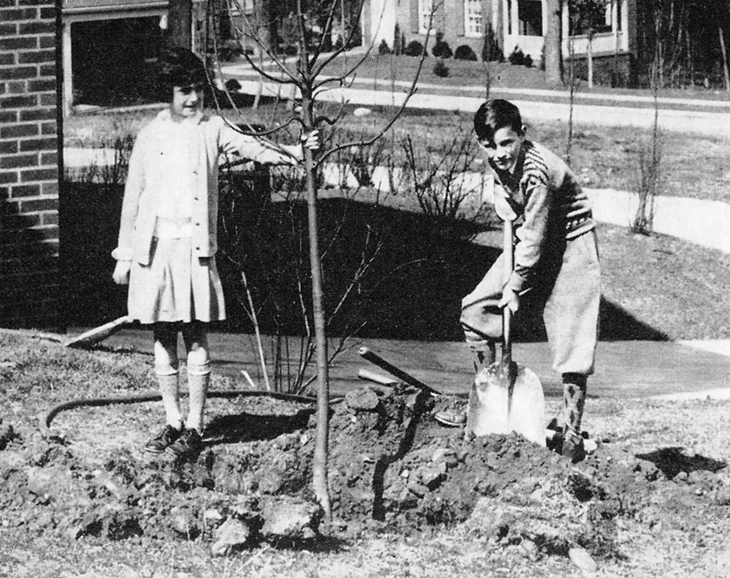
[434, 341, 495, 427]
[561, 373, 587, 463]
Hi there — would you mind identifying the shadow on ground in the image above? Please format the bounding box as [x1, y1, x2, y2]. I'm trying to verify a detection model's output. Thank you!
[62, 182, 666, 342]
[636, 447, 727, 480]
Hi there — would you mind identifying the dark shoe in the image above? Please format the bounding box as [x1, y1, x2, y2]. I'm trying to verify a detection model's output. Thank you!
[144, 424, 182, 454]
[434, 409, 467, 427]
[561, 430, 586, 464]
[165, 428, 203, 459]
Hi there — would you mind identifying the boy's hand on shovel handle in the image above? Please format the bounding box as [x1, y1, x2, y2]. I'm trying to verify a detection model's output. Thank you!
[499, 287, 520, 313]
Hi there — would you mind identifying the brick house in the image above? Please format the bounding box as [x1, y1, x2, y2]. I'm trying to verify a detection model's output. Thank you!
[0, 0, 61, 328]
[363, 0, 636, 72]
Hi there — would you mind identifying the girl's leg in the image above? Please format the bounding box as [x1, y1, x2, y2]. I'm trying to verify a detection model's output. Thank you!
[153, 322, 183, 429]
[182, 321, 210, 434]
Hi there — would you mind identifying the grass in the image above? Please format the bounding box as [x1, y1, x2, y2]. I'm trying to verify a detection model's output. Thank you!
[233, 51, 730, 103]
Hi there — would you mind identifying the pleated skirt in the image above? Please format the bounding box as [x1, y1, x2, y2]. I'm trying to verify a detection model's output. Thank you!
[127, 237, 226, 324]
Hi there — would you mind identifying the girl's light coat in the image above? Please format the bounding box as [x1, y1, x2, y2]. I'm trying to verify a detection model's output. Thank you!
[113, 109, 299, 265]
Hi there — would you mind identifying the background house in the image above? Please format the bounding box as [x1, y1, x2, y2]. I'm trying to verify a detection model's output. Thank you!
[363, 0, 636, 82]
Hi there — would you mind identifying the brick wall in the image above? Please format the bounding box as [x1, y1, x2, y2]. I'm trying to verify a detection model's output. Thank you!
[0, 0, 61, 328]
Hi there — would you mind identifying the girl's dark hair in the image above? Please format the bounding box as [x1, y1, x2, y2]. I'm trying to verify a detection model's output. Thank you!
[473, 99, 523, 144]
[156, 46, 207, 101]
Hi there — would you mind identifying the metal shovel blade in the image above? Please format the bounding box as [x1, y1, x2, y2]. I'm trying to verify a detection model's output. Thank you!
[465, 361, 546, 446]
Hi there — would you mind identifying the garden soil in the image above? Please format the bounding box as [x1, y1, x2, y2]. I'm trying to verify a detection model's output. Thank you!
[1, 335, 730, 576]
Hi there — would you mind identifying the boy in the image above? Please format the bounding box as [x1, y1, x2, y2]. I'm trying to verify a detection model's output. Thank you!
[436, 99, 600, 462]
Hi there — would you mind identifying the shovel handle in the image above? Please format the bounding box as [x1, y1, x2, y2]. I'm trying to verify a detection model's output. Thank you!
[502, 218, 514, 366]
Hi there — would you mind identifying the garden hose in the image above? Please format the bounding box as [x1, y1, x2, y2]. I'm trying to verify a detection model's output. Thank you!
[40, 389, 344, 436]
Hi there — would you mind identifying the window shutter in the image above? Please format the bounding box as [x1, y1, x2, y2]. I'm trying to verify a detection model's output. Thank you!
[411, 0, 420, 34]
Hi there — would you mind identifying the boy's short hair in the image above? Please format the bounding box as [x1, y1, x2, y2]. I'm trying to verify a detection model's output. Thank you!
[473, 99, 523, 145]
[156, 47, 207, 101]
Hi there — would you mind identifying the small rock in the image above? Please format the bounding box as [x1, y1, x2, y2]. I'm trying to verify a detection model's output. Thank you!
[353, 107, 371, 117]
[211, 518, 252, 556]
[569, 546, 597, 573]
[345, 388, 381, 411]
[583, 438, 598, 454]
[260, 496, 322, 540]
[519, 538, 538, 560]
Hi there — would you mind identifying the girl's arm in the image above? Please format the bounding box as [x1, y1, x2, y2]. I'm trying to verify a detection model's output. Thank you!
[218, 118, 318, 165]
[112, 132, 146, 283]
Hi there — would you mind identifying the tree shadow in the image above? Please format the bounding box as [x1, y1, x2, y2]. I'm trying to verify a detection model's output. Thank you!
[636, 447, 726, 480]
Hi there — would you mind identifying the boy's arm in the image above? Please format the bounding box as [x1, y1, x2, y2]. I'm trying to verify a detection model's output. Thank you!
[507, 175, 551, 295]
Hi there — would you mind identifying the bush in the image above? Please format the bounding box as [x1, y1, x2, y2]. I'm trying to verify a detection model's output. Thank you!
[454, 45, 478, 61]
[524, 54, 533, 67]
[481, 26, 504, 62]
[393, 23, 405, 56]
[508, 47, 527, 66]
[433, 59, 450, 77]
[378, 39, 392, 55]
[404, 40, 427, 57]
[218, 39, 243, 62]
[431, 32, 453, 59]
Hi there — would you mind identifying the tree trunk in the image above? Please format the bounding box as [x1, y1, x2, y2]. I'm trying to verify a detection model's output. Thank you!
[544, 0, 564, 86]
[298, 55, 331, 518]
[720, 26, 730, 92]
[168, 0, 192, 49]
[587, 31, 594, 88]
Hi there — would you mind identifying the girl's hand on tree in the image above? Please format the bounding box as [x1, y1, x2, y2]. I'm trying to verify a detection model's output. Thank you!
[113, 260, 131, 285]
[300, 130, 320, 152]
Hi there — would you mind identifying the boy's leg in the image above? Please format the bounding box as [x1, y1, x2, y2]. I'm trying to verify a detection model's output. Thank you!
[562, 373, 587, 462]
[543, 231, 600, 461]
[166, 322, 209, 457]
[145, 323, 184, 453]
[435, 257, 503, 427]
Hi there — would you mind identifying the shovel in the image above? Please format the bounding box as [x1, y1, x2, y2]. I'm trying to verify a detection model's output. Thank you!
[465, 218, 546, 446]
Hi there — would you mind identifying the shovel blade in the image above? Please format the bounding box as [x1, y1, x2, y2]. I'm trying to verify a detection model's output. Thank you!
[465, 363, 546, 446]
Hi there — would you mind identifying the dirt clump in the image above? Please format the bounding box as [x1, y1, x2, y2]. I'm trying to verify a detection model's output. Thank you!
[0, 382, 729, 566]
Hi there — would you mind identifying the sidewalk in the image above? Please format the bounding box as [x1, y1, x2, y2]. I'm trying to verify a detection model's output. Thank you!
[91, 328, 730, 401]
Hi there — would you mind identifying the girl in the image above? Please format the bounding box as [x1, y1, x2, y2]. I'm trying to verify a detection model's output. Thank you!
[112, 47, 318, 459]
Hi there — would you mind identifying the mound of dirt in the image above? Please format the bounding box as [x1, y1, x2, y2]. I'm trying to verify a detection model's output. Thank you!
[1, 383, 729, 564]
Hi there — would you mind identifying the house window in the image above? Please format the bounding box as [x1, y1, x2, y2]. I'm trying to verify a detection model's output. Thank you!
[569, 0, 613, 35]
[419, 0, 433, 34]
[518, 0, 542, 37]
[465, 0, 482, 37]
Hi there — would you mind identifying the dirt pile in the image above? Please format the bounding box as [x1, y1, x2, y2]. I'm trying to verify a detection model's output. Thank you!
[1, 383, 729, 563]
